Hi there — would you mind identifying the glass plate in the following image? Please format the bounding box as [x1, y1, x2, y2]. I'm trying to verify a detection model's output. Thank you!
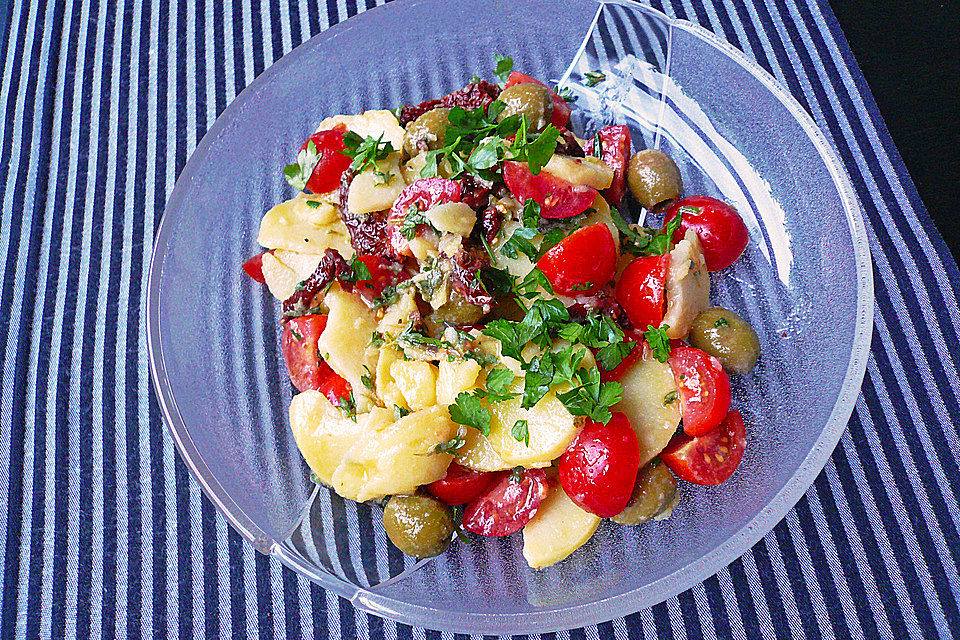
[146, 0, 873, 633]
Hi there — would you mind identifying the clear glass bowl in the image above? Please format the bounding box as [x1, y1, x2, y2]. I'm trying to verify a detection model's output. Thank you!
[146, 0, 873, 633]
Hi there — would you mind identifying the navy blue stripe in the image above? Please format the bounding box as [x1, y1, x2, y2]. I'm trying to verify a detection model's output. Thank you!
[771, 521, 823, 640]
[750, 539, 793, 639]
[202, 499, 220, 640]
[676, 590, 703, 639]
[229, 530, 249, 640]
[701, 575, 734, 640]
[175, 459, 195, 639]
[24, 3, 67, 639]
[650, 602, 674, 639]
[255, 542, 273, 637]
[0, 0, 40, 629]
[726, 558, 765, 638]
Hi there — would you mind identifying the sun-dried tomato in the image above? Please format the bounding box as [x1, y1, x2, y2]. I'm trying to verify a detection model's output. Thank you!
[282, 249, 351, 317]
[398, 81, 502, 126]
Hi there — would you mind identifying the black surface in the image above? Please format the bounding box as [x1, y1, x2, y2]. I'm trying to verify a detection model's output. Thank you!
[829, 0, 960, 261]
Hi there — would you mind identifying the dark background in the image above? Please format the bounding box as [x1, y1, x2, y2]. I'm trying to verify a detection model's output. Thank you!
[828, 0, 960, 261]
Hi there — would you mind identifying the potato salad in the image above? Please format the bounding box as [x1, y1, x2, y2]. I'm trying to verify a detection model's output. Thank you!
[242, 56, 758, 569]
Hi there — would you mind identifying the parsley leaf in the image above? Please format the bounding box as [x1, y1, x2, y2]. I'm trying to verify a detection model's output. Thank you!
[596, 340, 635, 372]
[715, 317, 730, 328]
[493, 54, 514, 85]
[510, 123, 561, 175]
[449, 392, 492, 436]
[521, 359, 554, 409]
[549, 344, 586, 385]
[394, 404, 411, 421]
[431, 436, 466, 457]
[485, 367, 518, 402]
[343, 256, 372, 283]
[516, 267, 555, 298]
[500, 226, 539, 261]
[584, 70, 606, 87]
[397, 324, 442, 350]
[341, 131, 395, 177]
[511, 419, 530, 446]
[555, 85, 576, 103]
[610, 206, 684, 256]
[556, 367, 622, 424]
[283, 140, 320, 191]
[644, 324, 672, 363]
[663, 390, 678, 405]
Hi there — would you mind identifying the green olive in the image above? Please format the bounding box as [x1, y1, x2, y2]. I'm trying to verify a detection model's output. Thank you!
[423, 290, 485, 335]
[382, 494, 455, 558]
[688, 306, 761, 375]
[612, 461, 678, 525]
[627, 149, 683, 209]
[497, 83, 553, 132]
[403, 108, 451, 156]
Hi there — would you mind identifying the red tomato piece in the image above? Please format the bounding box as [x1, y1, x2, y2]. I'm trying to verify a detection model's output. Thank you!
[462, 468, 548, 536]
[590, 125, 631, 206]
[614, 254, 670, 330]
[503, 71, 570, 128]
[300, 124, 352, 195]
[281, 315, 331, 393]
[662, 195, 749, 271]
[425, 463, 500, 506]
[317, 372, 352, 407]
[668, 345, 732, 437]
[387, 177, 461, 256]
[558, 413, 641, 517]
[351, 255, 398, 302]
[661, 409, 746, 485]
[502, 160, 596, 219]
[242, 250, 271, 285]
[536, 223, 618, 296]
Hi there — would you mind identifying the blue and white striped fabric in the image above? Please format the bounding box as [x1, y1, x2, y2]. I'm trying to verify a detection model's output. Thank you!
[2, 0, 958, 638]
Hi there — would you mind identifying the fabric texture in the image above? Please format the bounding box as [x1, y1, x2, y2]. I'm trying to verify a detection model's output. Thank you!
[2, 0, 959, 638]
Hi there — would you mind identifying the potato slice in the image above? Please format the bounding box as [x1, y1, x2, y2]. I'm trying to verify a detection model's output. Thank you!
[346, 154, 404, 215]
[257, 192, 354, 255]
[457, 425, 511, 472]
[486, 381, 584, 468]
[260, 251, 301, 301]
[315, 109, 406, 152]
[317, 285, 379, 410]
[543, 155, 614, 190]
[523, 483, 601, 569]
[375, 346, 407, 411]
[613, 356, 681, 468]
[289, 390, 367, 485]
[426, 201, 476, 236]
[332, 405, 456, 501]
[390, 360, 439, 410]
[662, 229, 710, 340]
[436, 359, 482, 405]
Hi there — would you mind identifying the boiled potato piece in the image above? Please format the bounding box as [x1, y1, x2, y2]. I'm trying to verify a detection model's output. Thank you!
[260, 251, 301, 301]
[332, 405, 456, 501]
[662, 229, 710, 340]
[487, 381, 583, 468]
[436, 359, 482, 405]
[543, 155, 614, 190]
[523, 483, 601, 569]
[258, 192, 354, 255]
[315, 109, 406, 152]
[289, 390, 367, 485]
[613, 357, 680, 468]
[317, 286, 379, 410]
[425, 202, 476, 236]
[347, 154, 404, 215]
[390, 360, 439, 410]
[457, 424, 511, 472]
[375, 346, 407, 411]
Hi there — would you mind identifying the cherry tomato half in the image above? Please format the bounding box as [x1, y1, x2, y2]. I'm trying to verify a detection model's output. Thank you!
[537, 223, 618, 296]
[351, 255, 399, 302]
[301, 124, 352, 195]
[503, 160, 596, 219]
[558, 412, 641, 517]
[591, 125, 631, 206]
[242, 250, 271, 285]
[661, 409, 746, 485]
[668, 345, 731, 437]
[426, 463, 501, 506]
[614, 254, 670, 331]
[462, 468, 548, 537]
[317, 371, 352, 407]
[281, 315, 332, 393]
[503, 71, 571, 128]
[662, 196, 748, 271]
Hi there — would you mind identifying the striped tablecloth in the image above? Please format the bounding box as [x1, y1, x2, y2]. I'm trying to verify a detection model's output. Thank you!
[3, 0, 959, 638]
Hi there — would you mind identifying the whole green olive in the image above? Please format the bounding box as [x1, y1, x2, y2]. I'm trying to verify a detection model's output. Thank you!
[403, 108, 451, 156]
[612, 460, 678, 525]
[382, 494, 455, 558]
[423, 290, 485, 335]
[497, 83, 553, 132]
[688, 306, 761, 375]
[626, 149, 683, 209]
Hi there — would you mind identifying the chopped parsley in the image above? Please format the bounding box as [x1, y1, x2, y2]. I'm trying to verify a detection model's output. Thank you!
[715, 317, 730, 328]
[663, 390, 678, 405]
[283, 139, 320, 191]
[393, 404, 411, 421]
[644, 324, 672, 363]
[431, 436, 466, 457]
[555, 367, 623, 424]
[610, 206, 684, 256]
[511, 419, 530, 446]
[555, 85, 576, 103]
[361, 366, 374, 390]
[336, 391, 357, 421]
[306, 199, 322, 209]
[341, 131, 395, 181]
[370, 331, 385, 348]
[584, 70, 606, 87]
[484, 367, 518, 402]
[493, 53, 514, 85]
[449, 391, 492, 436]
